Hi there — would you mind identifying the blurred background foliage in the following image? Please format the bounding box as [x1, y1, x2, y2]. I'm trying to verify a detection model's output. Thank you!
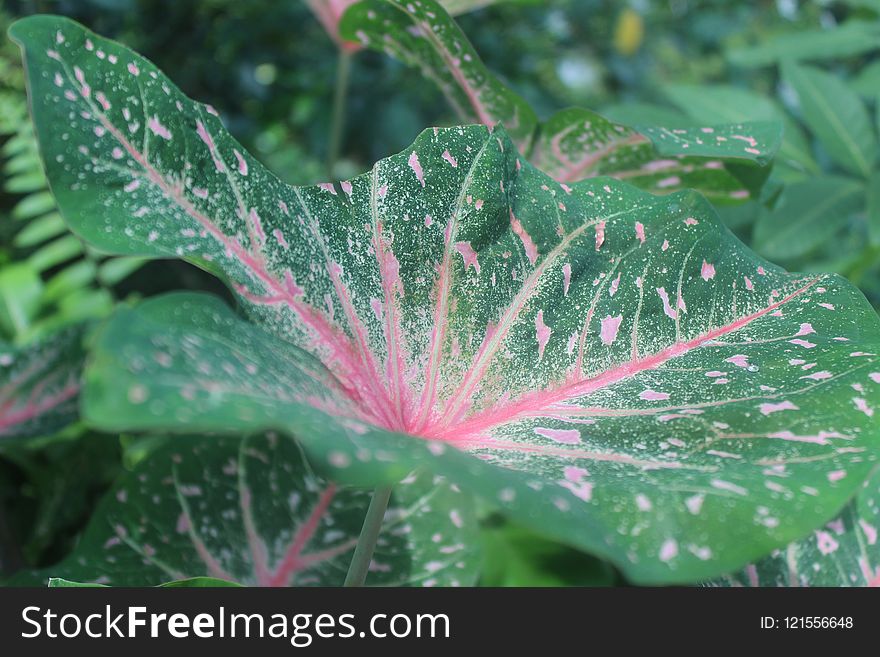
[1, 0, 878, 585]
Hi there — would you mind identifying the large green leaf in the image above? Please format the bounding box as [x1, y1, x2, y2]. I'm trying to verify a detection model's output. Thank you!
[339, 0, 537, 147]
[531, 106, 780, 204]
[0, 325, 84, 440]
[752, 176, 865, 261]
[341, 1, 781, 199]
[782, 62, 878, 179]
[16, 433, 479, 587]
[12, 15, 880, 583]
[711, 467, 880, 586]
[726, 21, 880, 68]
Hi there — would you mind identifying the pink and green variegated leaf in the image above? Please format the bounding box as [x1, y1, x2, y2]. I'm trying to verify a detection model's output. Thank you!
[340, 2, 781, 199]
[530, 108, 780, 204]
[13, 16, 880, 583]
[338, 0, 538, 148]
[12, 432, 479, 587]
[710, 467, 880, 587]
[0, 326, 84, 440]
[307, 0, 516, 49]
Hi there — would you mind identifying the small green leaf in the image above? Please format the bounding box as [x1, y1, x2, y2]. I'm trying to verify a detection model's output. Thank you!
[0, 264, 43, 338]
[753, 176, 865, 260]
[48, 575, 241, 587]
[18, 433, 480, 587]
[48, 577, 107, 587]
[783, 62, 878, 179]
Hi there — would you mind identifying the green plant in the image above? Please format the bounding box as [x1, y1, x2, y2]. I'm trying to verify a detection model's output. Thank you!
[4, 14, 879, 589]
[0, 11, 144, 345]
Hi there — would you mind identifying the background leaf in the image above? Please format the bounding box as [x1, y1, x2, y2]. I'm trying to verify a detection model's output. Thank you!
[711, 467, 880, 586]
[15, 433, 480, 587]
[726, 21, 880, 68]
[753, 176, 865, 260]
[340, 0, 537, 147]
[782, 62, 878, 179]
[0, 325, 83, 440]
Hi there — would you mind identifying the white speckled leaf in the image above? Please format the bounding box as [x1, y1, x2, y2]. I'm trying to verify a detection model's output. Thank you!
[710, 467, 880, 586]
[339, 0, 538, 147]
[0, 325, 84, 440]
[14, 433, 478, 587]
[532, 107, 781, 203]
[341, 2, 781, 199]
[12, 16, 880, 583]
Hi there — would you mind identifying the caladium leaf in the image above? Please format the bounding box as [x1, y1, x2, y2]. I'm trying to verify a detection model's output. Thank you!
[531, 107, 781, 204]
[15, 433, 479, 587]
[341, 1, 781, 199]
[339, 0, 538, 147]
[710, 467, 880, 586]
[0, 325, 84, 440]
[307, 0, 515, 49]
[12, 15, 880, 583]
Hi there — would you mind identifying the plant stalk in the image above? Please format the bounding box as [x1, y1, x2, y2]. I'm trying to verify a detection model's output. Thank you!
[326, 49, 352, 180]
[343, 485, 392, 587]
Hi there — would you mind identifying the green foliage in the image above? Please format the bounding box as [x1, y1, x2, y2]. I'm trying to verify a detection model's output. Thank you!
[9, 14, 880, 586]
[0, 11, 144, 346]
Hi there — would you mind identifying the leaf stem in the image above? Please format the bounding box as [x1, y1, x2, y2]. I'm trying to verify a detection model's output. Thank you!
[343, 485, 392, 587]
[327, 50, 352, 180]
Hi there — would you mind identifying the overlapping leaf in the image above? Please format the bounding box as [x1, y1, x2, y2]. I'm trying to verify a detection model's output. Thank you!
[531, 107, 780, 204]
[0, 325, 84, 440]
[340, 0, 781, 200]
[711, 467, 879, 586]
[14, 433, 478, 587]
[12, 16, 880, 583]
[340, 0, 537, 147]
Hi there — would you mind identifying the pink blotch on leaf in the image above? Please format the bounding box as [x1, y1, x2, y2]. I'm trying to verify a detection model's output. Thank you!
[454, 241, 480, 273]
[599, 315, 623, 346]
[408, 151, 425, 187]
[639, 389, 670, 401]
[535, 310, 552, 360]
[635, 221, 646, 244]
[535, 427, 581, 445]
[441, 150, 458, 167]
[700, 260, 715, 281]
[759, 401, 798, 415]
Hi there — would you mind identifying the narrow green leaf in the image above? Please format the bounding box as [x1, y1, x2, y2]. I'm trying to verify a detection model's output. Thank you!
[869, 170, 880, 247]
[850, 60, 880, 98]
[0, 325, 84, 439]
[96, 255, 146, 286]
[18, 434, 480, 587]
[0, 264, 43, 338]
[753, 176, 865, 260]
[12, 212, 66, 248]
[11, 191, 55, 221]
[727, 21, 880, 68]
[13, 15, 880, 584]
[27, 234, 84, 272]
[783, 62, 878, 178]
